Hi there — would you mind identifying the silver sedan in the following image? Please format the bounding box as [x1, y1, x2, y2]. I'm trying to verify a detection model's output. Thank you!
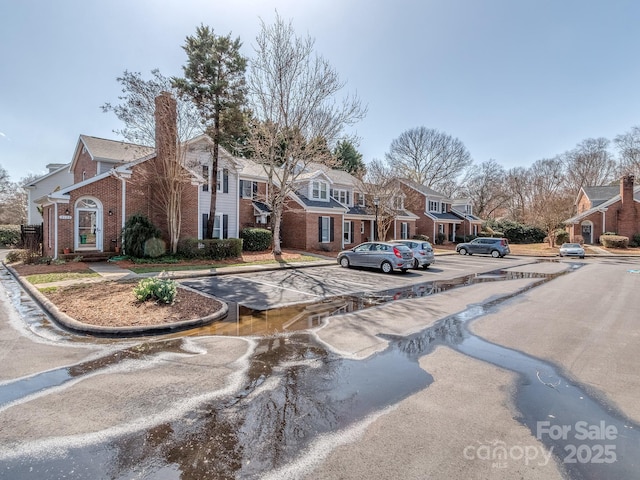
[559, 243, 585, 258]
[337, 242, 413, 273]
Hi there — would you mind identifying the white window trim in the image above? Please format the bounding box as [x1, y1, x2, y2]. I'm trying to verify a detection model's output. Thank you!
[321, 216, 331, 242]
[310, 180, 329, 201]
[428, 200, 440, 212]
[344, 220, 352, 244]
[360, 221, 365, 234]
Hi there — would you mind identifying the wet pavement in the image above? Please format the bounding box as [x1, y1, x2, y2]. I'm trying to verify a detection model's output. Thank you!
[1, 257, 640, 479]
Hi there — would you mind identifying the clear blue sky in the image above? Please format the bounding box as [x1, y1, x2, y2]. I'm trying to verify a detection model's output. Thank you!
[1, 0, 639, 183]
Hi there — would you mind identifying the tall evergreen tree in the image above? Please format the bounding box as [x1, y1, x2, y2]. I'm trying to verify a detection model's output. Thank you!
[173, 25, 247, 238]
[334, 140, 365, 177]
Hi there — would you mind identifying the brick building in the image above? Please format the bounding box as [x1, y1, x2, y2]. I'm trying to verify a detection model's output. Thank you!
[565, 175, 640, 244]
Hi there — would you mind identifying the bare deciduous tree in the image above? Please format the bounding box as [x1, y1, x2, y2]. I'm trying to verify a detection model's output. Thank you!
[385, 126, 472, 195]
[614, 126, 640, 178]
[103, 73, 202, 254]
[562, 137, 616, 197]
[102, 69, 202, 147]
[503, 166, 531, 223]
[357, 159, 404, 241]
[460, 160, 507, 219]
[247, 14, 366, 254]
[527, 158, 574, 246]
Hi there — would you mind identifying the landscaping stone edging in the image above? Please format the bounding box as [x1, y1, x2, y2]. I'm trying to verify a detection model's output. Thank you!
[2, 262, 229, 337]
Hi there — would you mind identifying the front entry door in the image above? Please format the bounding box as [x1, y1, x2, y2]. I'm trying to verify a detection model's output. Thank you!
[75, 198, 102, 251]
[581, 223, 592, 244]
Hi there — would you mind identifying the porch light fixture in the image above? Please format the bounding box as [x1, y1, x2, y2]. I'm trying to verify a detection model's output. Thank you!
[373, 197, 380, 241]
[64, 208, 69, 215]
[108, 210, 113, 216]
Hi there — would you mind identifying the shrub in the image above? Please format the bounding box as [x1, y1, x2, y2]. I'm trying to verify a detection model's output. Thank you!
[133, 277, 177, 304]
[630, 233, 640, 248]
[555, 230, 569, 244]
[240, 228, 272, 251]
[482, 219, 545, 243]
[602, 232, 617, 236]
[435, 233, 446, 245]
[5, 249, 27, 263]
[177, 238, 243, 260]
[144, 237, 166, 258]
[0, 225, 20, 247]
[600, 235, 629, 248]
[411, 234, 430, 242]
[122, 214, 162, 258]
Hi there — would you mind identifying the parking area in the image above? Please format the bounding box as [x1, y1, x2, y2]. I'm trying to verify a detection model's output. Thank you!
[182, 255, 541, 309]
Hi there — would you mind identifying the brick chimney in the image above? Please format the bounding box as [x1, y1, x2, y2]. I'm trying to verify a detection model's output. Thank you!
[154, 91, 178, 166]
[617, 175, 638, 238]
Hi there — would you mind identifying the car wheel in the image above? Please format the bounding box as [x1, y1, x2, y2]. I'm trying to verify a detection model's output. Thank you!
[413, 258, 420, 269]
[458, 248, 467, 255]
[381, 261, 393, 274]
[423, 264, 430, 269]
[491, 250, 500, 258]
[339, 256, 350, 268]
[580, 256, 585, 259]
[401, 268, 408, 274]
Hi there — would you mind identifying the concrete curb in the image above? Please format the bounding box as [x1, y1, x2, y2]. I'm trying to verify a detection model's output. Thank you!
[3, 262, 229, 337]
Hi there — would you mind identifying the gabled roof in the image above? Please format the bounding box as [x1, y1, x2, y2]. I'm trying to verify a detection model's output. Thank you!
[579, 185, 620, 207]
[295, 169, 334, 184]
[305, 162, 358, 186]
[79, 135, 154, 162]
[565, 185, 640, 223]
[399, 178, 447, 199]
[22, 162, 72, 188]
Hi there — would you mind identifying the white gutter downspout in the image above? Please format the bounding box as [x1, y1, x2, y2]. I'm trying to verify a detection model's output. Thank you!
[121, 177, 126, 253]
[54, 203, 59, 260]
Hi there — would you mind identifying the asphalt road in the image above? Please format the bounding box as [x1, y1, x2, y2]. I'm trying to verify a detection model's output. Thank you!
[1, 255, 639, 479]
[181, 254, 541, 309]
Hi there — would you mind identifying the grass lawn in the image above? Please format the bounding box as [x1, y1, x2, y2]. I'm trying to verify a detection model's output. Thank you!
[126, 254, 323, 274]
[25, 271, 101, 284]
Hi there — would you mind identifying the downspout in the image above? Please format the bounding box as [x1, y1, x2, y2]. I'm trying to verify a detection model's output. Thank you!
[54, 203, 58, 260]
[121, 177, 126, 254]
[236, 176, 240, 239]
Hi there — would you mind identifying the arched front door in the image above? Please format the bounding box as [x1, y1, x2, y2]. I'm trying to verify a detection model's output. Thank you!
[581, 221, 593, 244]
[75, 198, 103, 251]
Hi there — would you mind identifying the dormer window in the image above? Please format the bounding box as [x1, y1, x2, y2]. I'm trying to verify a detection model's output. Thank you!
[310, 180, 328, 201]
[331, 188, 351, 206]
[393, 196, 404, 210]
[428, 200, 439, 212]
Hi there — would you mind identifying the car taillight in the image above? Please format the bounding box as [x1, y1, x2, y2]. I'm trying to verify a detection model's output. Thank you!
[501, 239, 508, 246]
[418, 250, 426, 255]
[393, 247, 403, 258]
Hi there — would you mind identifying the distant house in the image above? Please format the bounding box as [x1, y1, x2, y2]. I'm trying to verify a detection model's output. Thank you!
[399, 178, 482, 242]
[565, 175, 640, 244]
[24, 163, 74, 224]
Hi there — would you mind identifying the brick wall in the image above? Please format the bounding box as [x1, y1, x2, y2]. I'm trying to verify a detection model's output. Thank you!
[73, 147, 98, 184]
[617, 175, 639, 238]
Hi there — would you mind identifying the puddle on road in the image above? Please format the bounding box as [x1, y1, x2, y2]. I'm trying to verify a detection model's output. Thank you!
[6, 261, 638, 479]
[177, 268, 555, 338]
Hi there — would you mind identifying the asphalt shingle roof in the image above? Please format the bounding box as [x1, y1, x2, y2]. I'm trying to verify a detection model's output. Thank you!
[80, 135, 154, 163]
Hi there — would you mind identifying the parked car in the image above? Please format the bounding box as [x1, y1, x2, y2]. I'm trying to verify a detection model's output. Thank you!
[392, 240, 435, 269]
[456, 237, 510, 258]
[558, 243, 585, 258]
[337, 242, 414, 273]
